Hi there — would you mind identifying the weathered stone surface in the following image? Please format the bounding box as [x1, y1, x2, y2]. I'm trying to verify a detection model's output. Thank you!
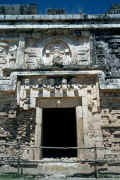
[0, 5, 120, 170]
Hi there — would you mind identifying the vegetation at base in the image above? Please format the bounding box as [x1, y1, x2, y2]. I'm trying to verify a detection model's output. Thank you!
[0, 173, 35, 180]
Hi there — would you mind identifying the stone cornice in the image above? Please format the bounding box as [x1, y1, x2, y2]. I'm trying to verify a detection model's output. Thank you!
[0, 24, 120, 30]
[1, 70, 120, 91]
[0, 14, 119, 30]
[0, 14, 120, 21]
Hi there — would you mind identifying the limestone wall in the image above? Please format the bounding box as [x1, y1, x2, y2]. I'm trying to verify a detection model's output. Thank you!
[0, 75, 120, 160]
[0, 28, 119, 160]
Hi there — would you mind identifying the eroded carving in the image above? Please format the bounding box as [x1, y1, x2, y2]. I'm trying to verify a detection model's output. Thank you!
[43, 40, 71, 66]
[25, 48, 42, 68]
[102, 127, 120, 153]
[0, 42, 8, 65]
[101, 108, 120, 125]
[95, 36, 120, 78]
[73, 39, 90, 65]
[0, 41, 18, 68]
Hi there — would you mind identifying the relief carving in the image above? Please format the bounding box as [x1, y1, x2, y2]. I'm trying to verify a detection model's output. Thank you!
[18, 77, 97, 109]
[102, 128, 120, 153]
[0, 41, 18, 67]
[24, 35, 91, 68]
[42, 40, 71, 66]
[95, 36, 120, 78]
[101, 108, 120, 125]
[0, 42, 8, 64]
[25, 48, 42, 68]
[72, 39, 90, 65]
[8, 43, 18, 65]
[95, 41, 107, 65]
[73, 50, 89, 65]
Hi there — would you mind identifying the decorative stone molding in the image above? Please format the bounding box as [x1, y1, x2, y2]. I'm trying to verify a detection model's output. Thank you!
[42, 40, 72, 66]
[102, 127, 120, 159]
[95, 35, 120, 77]
[0, 40, 18, 67]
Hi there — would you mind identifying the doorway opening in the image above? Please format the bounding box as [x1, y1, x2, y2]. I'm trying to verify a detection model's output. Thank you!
[42, 108, 77, 158]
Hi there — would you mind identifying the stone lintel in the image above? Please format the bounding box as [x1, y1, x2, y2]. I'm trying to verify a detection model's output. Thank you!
[11, 70, 101, 76]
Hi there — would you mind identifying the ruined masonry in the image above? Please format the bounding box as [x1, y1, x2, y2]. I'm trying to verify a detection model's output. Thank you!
[0, 4, 120, 161]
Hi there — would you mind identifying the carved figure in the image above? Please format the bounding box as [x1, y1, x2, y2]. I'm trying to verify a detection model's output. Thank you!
[43, 40, 71, 66]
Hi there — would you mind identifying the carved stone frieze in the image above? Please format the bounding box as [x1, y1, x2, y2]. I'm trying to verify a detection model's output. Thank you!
[72, 39, 90, 65]
[101, 109, 120, 125]
[95, 35, 120, 78]
[42, 40, 72, 66]
[102, 127, 120, 153]
[0, 41, 18, 66]
[95, 41, 107, 65]
[24, 47, 41, 68]
[1, 6, 120, 163]
[17, 77, 97, 109]
[21, 77, 96, 89]
[24, 34, 91, 68]
[100, 91, 120, 125]
[0, 42, 8, 65]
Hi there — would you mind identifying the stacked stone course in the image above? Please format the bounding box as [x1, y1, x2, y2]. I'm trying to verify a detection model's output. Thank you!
[0, 4, 120, 163]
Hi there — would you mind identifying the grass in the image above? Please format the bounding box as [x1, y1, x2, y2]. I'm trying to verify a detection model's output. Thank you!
[0, 172, 35, 180]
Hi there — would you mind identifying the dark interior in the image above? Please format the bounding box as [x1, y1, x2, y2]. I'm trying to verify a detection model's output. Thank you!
[42, 108, 77, 158]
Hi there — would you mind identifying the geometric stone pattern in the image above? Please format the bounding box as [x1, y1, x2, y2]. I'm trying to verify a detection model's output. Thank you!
[17, 77, 99, 110]
[0, 4, 120, 162]
[95, 35, 120, 78]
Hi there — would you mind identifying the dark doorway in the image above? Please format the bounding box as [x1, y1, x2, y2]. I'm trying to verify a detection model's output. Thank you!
[42, 108, 77, 158]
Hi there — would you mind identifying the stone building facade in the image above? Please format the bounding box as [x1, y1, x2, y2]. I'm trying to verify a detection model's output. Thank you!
[0, 4, 120, 161]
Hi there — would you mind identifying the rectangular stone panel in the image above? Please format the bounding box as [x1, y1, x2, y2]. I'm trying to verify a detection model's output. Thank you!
[38, 97, 82, 108]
